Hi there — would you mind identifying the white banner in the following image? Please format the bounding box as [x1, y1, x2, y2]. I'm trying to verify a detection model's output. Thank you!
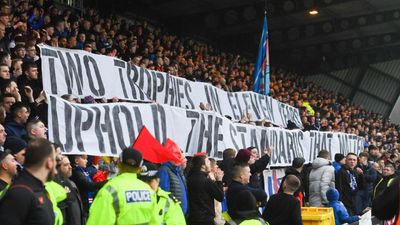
[39, 45, 302, 128]
[48, 95, 363, 166]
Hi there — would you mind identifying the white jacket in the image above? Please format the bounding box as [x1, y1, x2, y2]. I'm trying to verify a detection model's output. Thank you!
[308, 157, 335, 206]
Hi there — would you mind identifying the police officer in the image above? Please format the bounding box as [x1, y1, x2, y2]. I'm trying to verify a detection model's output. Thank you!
[139, 164, 186, 225]
[87, 147, 158, 225]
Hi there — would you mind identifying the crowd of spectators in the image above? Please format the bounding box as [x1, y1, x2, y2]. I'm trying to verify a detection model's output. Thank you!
[0, 0, 397, 224]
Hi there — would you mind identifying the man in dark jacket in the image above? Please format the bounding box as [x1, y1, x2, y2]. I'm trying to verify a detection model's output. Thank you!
[5, 102, 30, 139]
[355, 152, 376, 214]
[373, 164, 396, 200]
[69, 154, 106, 218]
[187, 154, 224, 225]
[55, 156, 85, 225]
[0, 138, 56, 225]
[227, 165, 267, 220]
[262, 175, 302, 225]
[278, 157, 305, 206]
[372, 178, 399, 221]
[17, 61, 42, 103]
[218, 148, 236, 186]
[336, 153, 359, 215]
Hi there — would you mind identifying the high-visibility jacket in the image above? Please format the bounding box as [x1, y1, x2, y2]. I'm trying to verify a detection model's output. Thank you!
[87, 172, 158, 225]
[45, 181, 68, 225]
[227, 218, 269, 225]
[0, 184, 10, 199]
[155, 187, 186, 225]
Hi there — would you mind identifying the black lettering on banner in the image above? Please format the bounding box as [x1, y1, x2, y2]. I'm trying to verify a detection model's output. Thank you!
[163, 74, 171, 104]
[278, 103, 289, 127]
[205, 86, 222, 115]
[144, 69, 153, 99]
[72, 105, 84, 152]
[56, 51, 72, 94]
[260, 129, 268, 151]
[91, 107, 106, 153]
[236, 126, 247, 149]
[150, 71, 158, 101]
[265, 97, 275, 122]
[250, 128, 260, 151]
[156, 72, 165, 101]
[100, 106, 118, 154]
[184, 82, 195, 109]
[249, 93, 261, 119]
[112, 105, 135, 149]
[129, 66, 140, 100]
[227, 93, 239, 120]
[177, 79, 185, 108]
[242, 93, 250, 114]
[292, 109, 303, 128]
[83, 55, 105, 96]
[114, 59, 129, 99]
[196, 114, 206, 153]
[150, 104, 167, 144]
[278, 131, 287, 164]
[285, 131, 294, 162]
[41, 48, 59, 94]
[234, 93, 243, 118]
[66, 53, 84, 95]
[92, 107, 106, 153]
[308, 132, 318, 161]
[48, 58, 58, 94]
[258, 95, 268, 119]
[172, 78, 179, 106]
[338, 134, 349, 155]
[229, 124, 239, 150]
[49, 96, 62, 151]
[132, 106, 143, 133]
[213, 117, 223, 158]
[201, 114, 214, 156]
[166, 76, 176, 106]
[61, 100, 74, 152]
[270, 130, 278, 164]
[185, 110, 200, 153]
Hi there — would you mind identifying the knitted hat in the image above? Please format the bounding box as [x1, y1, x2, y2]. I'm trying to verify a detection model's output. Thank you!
[235, 149, 251, 164]
[4, 136, 27, 155]
[334, 153, 345, 162]
[292, 157, 305, 168]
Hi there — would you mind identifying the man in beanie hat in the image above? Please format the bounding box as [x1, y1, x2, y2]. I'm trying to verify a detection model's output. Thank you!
[138, 163, 185, 225]
[235, 147, 271, 189]
[278, 157, 306, 206]
[4, 136, 26, 169]
[87, 147, 157, 225]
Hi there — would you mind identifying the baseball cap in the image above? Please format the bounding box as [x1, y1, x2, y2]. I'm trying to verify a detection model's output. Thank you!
[119, 148, 143, 167]
[138, 163, 159, 181]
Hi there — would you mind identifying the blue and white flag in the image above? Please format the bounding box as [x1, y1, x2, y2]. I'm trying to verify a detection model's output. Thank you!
[253, 14, 270, 95]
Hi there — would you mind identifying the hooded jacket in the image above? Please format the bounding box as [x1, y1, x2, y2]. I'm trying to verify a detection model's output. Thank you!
[327, 188, 359, 225]
[308, 157, 335, 206]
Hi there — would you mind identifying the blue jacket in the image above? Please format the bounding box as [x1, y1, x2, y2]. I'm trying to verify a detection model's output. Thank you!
[332, 162, 342, 174]
[327, 188, 359, 225]
[5, 120, 27, 140]
[159, 162, 188, 215]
